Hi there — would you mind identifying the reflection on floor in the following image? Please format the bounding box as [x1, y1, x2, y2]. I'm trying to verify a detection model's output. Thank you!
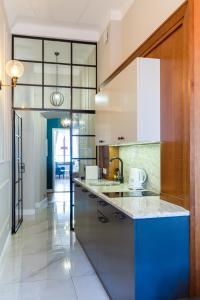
[54, 178, 70, 192]
[0, 193, 109, 300]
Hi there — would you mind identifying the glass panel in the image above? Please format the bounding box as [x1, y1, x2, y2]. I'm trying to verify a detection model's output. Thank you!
[72, 159, 96, 179]
[19, 183, 22, 201]
[18, 62, 42, 85]
[19, 199, 22, 220]
[15, 137, 19, 158]
[44, 40, 71, 63]
[44, 87, 71, 109]
[15, 203, 19, 225]
[14, 37, 42, 61]
[72, 89, 95, 110]
[15, 160, 19, 182]
[14, 86, 42, 108]
[72, 113, 95, 135]
[15, 117, 19, 136]
[73, 43, 96, 65]
[44, 64, 71, 86]
[18, 119, 22, 137]
[18, 138, 22, 160]
[73, 66, 96, 88]
[72, 136, 96, 158]
[15, 184, 18, 203]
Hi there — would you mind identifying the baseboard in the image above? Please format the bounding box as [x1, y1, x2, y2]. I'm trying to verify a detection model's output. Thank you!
[35, 197, 48, 209]
[23, 209, 35, 216]
[0, 232, 11, 266]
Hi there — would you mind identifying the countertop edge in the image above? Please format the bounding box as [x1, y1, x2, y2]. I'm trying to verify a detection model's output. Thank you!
[73, 179, 190, 220]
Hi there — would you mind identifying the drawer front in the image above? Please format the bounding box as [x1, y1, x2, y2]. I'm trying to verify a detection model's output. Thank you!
[96, 203, 134, 300]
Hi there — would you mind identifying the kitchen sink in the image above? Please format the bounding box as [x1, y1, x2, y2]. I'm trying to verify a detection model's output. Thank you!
[88, 181, 121, 187]
[103, 191, 159, 198]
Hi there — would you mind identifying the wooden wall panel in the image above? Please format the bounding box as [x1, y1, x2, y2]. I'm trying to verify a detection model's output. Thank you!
[97, 146, 119, 180]
[188, 0, 200, 295]
[146, 25, 190, 209]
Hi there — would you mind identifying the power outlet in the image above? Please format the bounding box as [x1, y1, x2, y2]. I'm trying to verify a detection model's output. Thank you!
[103, 168, 107, 175]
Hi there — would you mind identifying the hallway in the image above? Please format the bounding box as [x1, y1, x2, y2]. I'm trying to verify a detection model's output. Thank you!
[0, 194, 109, 300]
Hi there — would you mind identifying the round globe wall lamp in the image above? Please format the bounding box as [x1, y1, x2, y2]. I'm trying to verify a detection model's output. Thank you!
[0, 60, 24, 90]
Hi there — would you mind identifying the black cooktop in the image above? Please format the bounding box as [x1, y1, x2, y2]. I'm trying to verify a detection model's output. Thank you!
[103, 191, 159, 198]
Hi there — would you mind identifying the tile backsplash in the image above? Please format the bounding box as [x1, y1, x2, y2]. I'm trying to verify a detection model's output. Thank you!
[119, 143, 160, 192]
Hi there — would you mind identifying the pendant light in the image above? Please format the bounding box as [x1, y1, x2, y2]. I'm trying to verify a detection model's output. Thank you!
[50, 52, 64, 107]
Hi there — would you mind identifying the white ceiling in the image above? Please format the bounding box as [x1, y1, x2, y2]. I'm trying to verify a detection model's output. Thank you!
[3, 0, 135, 41]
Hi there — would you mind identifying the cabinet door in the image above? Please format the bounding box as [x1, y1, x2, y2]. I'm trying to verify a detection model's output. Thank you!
[75, 186, 98, 266]
[95, 110, 112, 146]
[85, 192, 98, 266]
[74, 185, 90, 245]
[97, 200, 134, 300]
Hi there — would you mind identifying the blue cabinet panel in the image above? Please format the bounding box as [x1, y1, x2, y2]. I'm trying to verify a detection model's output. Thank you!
[134, 217, 189, 300]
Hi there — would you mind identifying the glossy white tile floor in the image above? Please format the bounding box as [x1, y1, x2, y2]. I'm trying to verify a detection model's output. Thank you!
[0, 193, 110, 300]
[54, 178, 70, 192]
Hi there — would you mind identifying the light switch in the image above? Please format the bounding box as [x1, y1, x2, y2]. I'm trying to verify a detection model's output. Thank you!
[103, 168, 107, 175]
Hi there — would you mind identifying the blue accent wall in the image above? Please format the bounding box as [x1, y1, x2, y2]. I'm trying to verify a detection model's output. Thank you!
[47, 118, 63, 190]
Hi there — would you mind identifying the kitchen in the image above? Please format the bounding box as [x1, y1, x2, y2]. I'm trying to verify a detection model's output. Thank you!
[0, 0, 200, 299]
[74, 50, 190, 299]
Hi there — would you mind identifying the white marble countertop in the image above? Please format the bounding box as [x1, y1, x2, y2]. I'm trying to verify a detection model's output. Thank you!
[74, 179, 190, 220]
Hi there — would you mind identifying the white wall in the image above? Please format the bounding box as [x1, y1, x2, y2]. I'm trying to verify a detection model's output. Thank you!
[98, 0, 185, 85]
[0, 1, 12, 255]
[20, 111, 47, 212]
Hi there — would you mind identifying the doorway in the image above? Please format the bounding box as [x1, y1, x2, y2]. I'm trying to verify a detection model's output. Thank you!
[12, 112, 24, 233]
[53, 128, 70, 192]
[12, 35, 97, 231]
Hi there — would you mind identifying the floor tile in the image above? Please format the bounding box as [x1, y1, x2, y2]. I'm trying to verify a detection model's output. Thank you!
[0, 194, 108, 299]
[0, 279, 77, 300]
[72, 274, 110, 300]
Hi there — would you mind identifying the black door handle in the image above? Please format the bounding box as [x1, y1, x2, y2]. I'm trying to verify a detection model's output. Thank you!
[89, 194, 98, 199]
[98, 216, 109, 223]
[82, 188, 88, 193]
[98, 200, 108, 207]
[20, 163, 25, 173]
[76, 184, 81, 188]
[114, 211, 126, 220]
[118, 136, 125, 141]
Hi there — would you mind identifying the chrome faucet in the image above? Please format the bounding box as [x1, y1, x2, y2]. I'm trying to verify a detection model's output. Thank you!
[109, 157, 124, 184]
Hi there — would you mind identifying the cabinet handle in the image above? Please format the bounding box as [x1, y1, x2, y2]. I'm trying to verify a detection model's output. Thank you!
[114, 211, 126, 220]
[98, 216, 109, 223]
[118, 136, 125, 141]
[76, 184, 81, 188]
[82, 188, 88, 193]
[99, 140, 105, 143]
[98, 200, 108, 207]
[89, 194, 98, 199]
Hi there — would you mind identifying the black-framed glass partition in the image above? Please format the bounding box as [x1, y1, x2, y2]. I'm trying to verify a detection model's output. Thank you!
[12, 35, 97, 230]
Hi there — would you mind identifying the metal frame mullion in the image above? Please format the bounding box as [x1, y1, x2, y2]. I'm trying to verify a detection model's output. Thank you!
[42, 39, 44, 109]
[70, 42, 73, 231]
[12, 34, 97, 233]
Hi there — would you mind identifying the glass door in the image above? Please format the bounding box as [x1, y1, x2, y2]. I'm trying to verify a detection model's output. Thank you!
[70, 112, 96, 230]
[12, 112, 24, 233]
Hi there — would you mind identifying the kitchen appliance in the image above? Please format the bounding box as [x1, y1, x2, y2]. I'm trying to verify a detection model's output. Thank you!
[85, 166, 99, 180]
[103, 191, 159, 198]
[128, 168, 147, 190]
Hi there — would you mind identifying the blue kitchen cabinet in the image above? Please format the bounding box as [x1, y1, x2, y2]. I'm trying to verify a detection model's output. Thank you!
[74, 183, 190, 300]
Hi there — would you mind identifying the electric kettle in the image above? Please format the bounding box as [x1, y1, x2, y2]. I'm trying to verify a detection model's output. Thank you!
[128, 168, 147, 190]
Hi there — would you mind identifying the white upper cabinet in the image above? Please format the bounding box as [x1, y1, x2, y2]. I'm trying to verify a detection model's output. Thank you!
[95, 57, 160, 145]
